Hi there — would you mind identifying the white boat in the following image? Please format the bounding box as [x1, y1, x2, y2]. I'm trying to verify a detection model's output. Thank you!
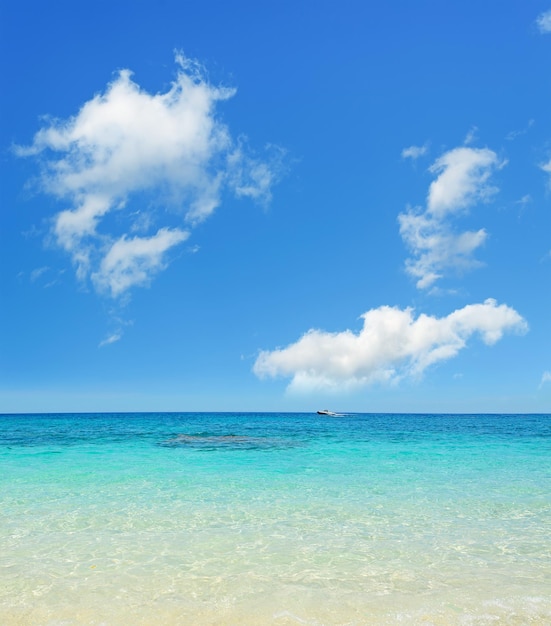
[317, 409, 338, 416]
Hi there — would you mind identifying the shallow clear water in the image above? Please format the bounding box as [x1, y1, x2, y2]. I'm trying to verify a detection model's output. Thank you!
[1, 412, 550, 625]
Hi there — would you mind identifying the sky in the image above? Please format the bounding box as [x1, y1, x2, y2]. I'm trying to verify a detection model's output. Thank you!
[1, 0, 550, 413]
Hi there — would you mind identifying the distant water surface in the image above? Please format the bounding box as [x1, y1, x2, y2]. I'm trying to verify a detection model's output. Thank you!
[1, 412, 550, 625]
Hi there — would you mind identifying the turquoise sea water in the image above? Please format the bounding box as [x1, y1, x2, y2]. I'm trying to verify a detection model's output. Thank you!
[1, 412, 550, 625]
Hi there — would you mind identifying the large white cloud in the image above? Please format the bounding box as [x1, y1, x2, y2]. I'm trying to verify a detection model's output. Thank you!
[399, 146, 505, 290]
[16, 53, 281, 297]
[254, 299, 527, 392]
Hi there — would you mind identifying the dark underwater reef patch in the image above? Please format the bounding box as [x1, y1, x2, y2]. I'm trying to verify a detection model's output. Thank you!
[160, 433, 301, 450]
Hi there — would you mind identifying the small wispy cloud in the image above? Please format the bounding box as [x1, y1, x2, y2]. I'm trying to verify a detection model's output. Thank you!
[26, 266, 64, 288]
[464, 126, 478, 145]
[97, 314, 134, 346]
[401, 143, 428, 160]
[16, 52, 285, 300]
[515, 194, 532, 218]
[540, 158, 551, 189]
[99, 332, 123, 348]
[516, 194, 532, 206]
[399, 145, 506, 289]
[539, 371, 551, 388]
[91, 228, 190, 298]
[254, 299, 527, 392]
[506, 119, 534, 141]
[536, 10, 551, 33]
[30, 266, 50, 282]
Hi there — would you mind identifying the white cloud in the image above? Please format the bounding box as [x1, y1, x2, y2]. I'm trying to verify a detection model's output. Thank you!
[399, 146, 505, 289]
[99, 332, 122, 348]
[515, 194, 532, 218]
[540, 371, 551, 388]
[30, 266, 50, 282]
[16, 53, 282, 297]
[540, 158, 551, 190]
[536, 10, 551, 33]
[399, 207, 487, 289]
[253, 299, 527, 392]
[506, 119, 534, 141]
[401, 143, 428, 160]
[427, 147, 504, 217]
[91, 227, 189, 297]
[516, 194, 532, 206]
[464, 126, 478, 145]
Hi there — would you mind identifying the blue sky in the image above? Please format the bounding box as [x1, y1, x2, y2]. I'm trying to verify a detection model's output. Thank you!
[1, 0, 550, 413]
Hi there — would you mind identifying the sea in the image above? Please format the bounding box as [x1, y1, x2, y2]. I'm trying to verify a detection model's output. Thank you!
[1, 412, 550, 625]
